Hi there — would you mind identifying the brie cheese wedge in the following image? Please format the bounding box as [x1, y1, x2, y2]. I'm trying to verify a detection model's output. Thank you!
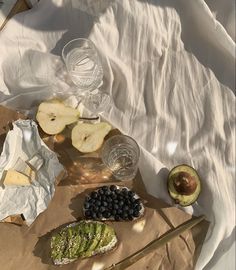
[1, 169, 31, 186]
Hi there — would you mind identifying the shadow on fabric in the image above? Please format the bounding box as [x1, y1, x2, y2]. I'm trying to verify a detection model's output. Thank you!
[138, 0, 235, 94]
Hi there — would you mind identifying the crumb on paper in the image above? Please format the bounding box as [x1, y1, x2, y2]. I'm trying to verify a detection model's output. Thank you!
[132, 219, 146, 233]
[91, 262, 105, 270]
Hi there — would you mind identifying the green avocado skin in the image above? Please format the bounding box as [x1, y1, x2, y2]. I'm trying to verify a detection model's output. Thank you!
[51, 221, 116, 262]
[167, 164, 201, 207]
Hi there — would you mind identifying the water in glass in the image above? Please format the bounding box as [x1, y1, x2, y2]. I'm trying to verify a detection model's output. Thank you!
[101, 135, 140, 181]
[106, 143, 137, 180]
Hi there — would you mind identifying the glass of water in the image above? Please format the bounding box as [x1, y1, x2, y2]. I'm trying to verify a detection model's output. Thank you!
[101, 135, 140, 181]
[62, 38, 110, 113]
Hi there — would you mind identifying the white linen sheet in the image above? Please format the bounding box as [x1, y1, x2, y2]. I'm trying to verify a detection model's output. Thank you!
[0, 0, 235, 269]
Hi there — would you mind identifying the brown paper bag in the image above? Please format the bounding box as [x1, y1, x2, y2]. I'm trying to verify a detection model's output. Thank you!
[0, 105, 209, 270]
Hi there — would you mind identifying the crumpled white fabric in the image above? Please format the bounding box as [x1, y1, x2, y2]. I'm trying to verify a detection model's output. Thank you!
[0, 119, 64, 225]
[0, 0, 235, 269]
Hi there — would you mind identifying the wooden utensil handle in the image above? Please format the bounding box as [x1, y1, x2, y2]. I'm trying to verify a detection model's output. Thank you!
[105, 215, 205, 270]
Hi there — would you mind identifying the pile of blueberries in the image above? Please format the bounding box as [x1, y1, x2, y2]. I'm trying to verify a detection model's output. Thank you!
[83, 185, 143, 221]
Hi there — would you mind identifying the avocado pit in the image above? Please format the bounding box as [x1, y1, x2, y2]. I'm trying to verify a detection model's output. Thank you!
[173, 172, 197, 195]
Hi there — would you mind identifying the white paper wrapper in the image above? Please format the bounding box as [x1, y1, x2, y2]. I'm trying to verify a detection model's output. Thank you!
[0, 119, 64, 225]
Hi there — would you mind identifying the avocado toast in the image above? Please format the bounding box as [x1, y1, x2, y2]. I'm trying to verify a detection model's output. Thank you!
[51, 220, 118, 265]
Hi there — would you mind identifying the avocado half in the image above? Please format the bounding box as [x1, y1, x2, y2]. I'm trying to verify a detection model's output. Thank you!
[167, 164, 201, 207]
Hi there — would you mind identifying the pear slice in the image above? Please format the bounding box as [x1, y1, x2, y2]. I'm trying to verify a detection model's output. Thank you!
[71, 122, 112, 153]
[36, 100, 80, 135]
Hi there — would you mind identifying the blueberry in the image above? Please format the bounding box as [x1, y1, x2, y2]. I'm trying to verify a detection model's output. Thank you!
[114, 199, 119, 204]
[119, 200, 124, 207]
[122, 188, 128, 194]
[97, 212, 103, 219]
[128, 191, 135, 197]
[91, 212, 97, 220]
[89, 198, 96, 204]
[107, 197, 113, 203]
[115, 189, 120, 195]
[117, 209, 123, 215]
[111, 209, 117, 216]
[99, 206, 106, 213]
[103, 211, 111, 219]
[130, 197, 136, 203]
[124, 193, 130, 198]
[117, 195, 124, 200]
[85, 210, 91, 218]
[111, 193, 117, 200]
[110, 185, 117, 191]
[108, 203, 113, 210]
[135, 198, 141, 204]
[122, 212, 128, 219]
[102, 195, 108, 201]
[123, 205, 129, 211]
[96, 195, 102, 201]
[102, 186, 109, 191]
[123, 211, 128, 217]
[113, 204, 119, 210]
[98, 189, 104, 195]
[115, 215, 121, 221]
[105, 190, 111, 196]
[128, 209, 134, 215]
[128, 215, 134, 221]
[91, 191, 98, 199]
[135, 204, 142, 211]
[93, 205, 99, 212]
[125, 198, 131, 205]
[84, 202, 90, 209]
[102, 201, 108, 207]
[133, 210, 140, 217]
[95, 200, 101, 207]
[125, 197, 130, 203]
[85, 196, 90, 202]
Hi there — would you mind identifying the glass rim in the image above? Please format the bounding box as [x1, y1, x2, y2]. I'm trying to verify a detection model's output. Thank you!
[62, 38, 97, 62]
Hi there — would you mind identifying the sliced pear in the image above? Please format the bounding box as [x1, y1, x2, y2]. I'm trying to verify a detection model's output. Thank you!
[36, 100, 80, 135]
[71, 122, 112, 153]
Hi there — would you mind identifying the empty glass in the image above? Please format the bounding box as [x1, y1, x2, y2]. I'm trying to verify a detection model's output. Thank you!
[62, 38, 110, 113]
[101, 135, 140, 181]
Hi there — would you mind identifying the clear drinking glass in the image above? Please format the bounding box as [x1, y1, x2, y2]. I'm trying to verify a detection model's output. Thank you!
[62, 38, 110, 113]
[101, 135, 140, 181]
